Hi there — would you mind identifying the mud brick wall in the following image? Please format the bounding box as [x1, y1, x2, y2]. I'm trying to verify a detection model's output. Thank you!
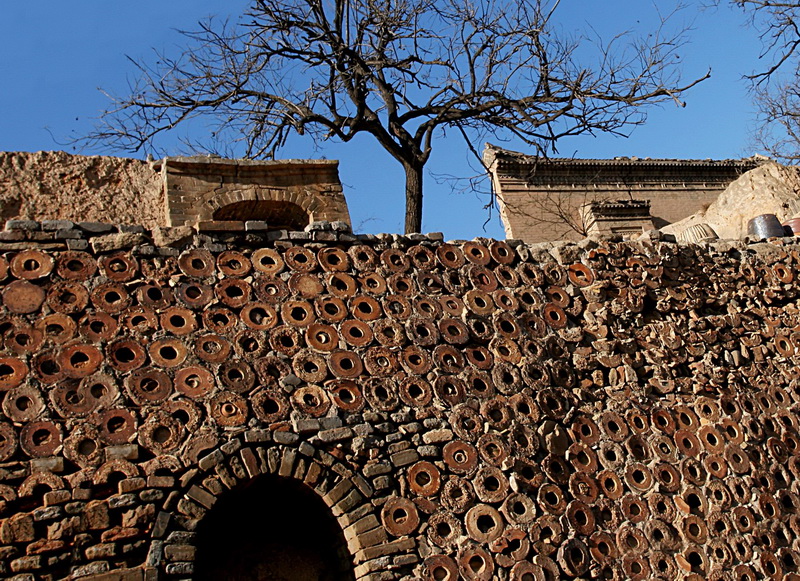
[0, 220, 800, 580]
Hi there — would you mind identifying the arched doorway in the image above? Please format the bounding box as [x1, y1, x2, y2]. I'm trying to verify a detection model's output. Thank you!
[193, 473, 355, 581]
[213, 200, 310, 231]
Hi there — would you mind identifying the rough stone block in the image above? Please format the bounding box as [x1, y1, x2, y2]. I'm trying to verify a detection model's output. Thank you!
[77, 222, 115, 234]
[5, 220, 39, 231]
[40, 220, 75, 231]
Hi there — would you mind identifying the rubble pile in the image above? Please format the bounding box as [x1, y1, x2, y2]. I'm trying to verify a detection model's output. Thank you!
[0, 220, 798, 580]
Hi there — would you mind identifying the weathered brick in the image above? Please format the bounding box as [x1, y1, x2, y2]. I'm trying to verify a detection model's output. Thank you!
[357, 537, 416, 561]
[318, 426, 353, 442]
[332, 488, 363, 516]
[322, 478, 354, 506]
[164, 544, 196, 562]
[389, 449, 419, 467]
[279, 448, 298, 477]
[84, 543, 117, 560]
[186, 486, 216, 510]
[2, 514, 35, 543]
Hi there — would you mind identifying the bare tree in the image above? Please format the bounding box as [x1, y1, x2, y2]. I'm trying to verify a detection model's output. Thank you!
[86, 0, 707, 234]
[724, 1, 800, 160]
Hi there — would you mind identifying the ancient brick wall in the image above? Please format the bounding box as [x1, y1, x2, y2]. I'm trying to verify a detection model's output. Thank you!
[0, 220, 799, 580]
[485, 147, 763, 244]
[159, 157, 350, 229]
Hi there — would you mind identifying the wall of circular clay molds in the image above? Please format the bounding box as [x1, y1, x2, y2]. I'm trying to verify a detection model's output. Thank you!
[0, 221, 799, 580]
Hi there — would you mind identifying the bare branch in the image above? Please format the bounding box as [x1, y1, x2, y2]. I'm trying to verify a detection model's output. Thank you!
[82, 0, 706, 233]
[719, 1, 800, 160]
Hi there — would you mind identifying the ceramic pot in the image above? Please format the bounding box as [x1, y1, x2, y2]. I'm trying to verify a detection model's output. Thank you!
[782, 217, 800, 236]
[677, 223, 718, 244]
[748, 214, 786, 240]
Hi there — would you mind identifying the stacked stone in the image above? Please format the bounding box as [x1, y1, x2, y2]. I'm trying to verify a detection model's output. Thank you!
[0, 221, 799, 579]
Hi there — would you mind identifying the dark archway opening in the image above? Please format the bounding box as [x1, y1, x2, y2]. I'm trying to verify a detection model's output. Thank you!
[213, 200, 310, 231]
[193, 473, 356, 581]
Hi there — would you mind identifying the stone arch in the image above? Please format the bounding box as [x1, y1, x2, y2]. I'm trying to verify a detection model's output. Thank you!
[193, 473, 353, 580]
[156, 436, 398, 580]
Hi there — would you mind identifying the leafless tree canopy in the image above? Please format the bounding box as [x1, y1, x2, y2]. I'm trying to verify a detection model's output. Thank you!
[87, 0, 707, 233]
[725, 1, 800, 160]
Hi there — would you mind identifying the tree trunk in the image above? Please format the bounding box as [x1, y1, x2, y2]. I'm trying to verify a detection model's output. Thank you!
[403, 161, 423, 234]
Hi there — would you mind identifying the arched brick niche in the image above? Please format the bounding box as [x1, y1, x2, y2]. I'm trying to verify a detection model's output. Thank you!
[211, 200, 309, 230]
[159, 156, 351, 229]
[2, 225, 800, 579]
[185, 441, 357, 581]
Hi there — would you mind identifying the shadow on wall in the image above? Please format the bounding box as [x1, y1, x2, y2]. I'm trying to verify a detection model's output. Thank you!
[193, 473, 355, 581]
[213, 200, 310, 231]
[0, 197, 22, 223]
[652, 216, 670, 230]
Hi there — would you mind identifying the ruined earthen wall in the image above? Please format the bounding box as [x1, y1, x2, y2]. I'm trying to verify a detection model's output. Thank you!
[0, 153, 163, 229]
[0, 221, 798, 580]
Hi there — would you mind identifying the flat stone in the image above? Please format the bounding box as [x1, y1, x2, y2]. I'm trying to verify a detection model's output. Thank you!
[66, 240, 89, 253]
[105, 444, 139, 461]
[40, 220, 75, 231]
[244, 221, 271, 231]
[151, 226, 193, 247]
[244, 429, 271, 443]
[330, 221, 351, 232]
[197, 450, 224, 472]
[312, 231, 337, 241]
[67, 560, 109, 577]
[134, 245, 158, 256]
[165, 562, 194, 575]
[5, 220, 39, 231]
[90, 232, 148, 253]
[117, 224, 146, 233]
[146, 540, 164, 567]
[164, 543, 196, 562]
[77, 222, 114, 234]
[107, 493, 136, 509]
[32, 506, 62, 522]
[197, 221, 245, 232]
[29, 457, 63, 473]
[305, 220, 332, 231]
[54, 229, 82, 239]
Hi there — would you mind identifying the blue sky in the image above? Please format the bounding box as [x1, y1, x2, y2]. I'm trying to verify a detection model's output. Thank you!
[0, 2, 766, 239]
